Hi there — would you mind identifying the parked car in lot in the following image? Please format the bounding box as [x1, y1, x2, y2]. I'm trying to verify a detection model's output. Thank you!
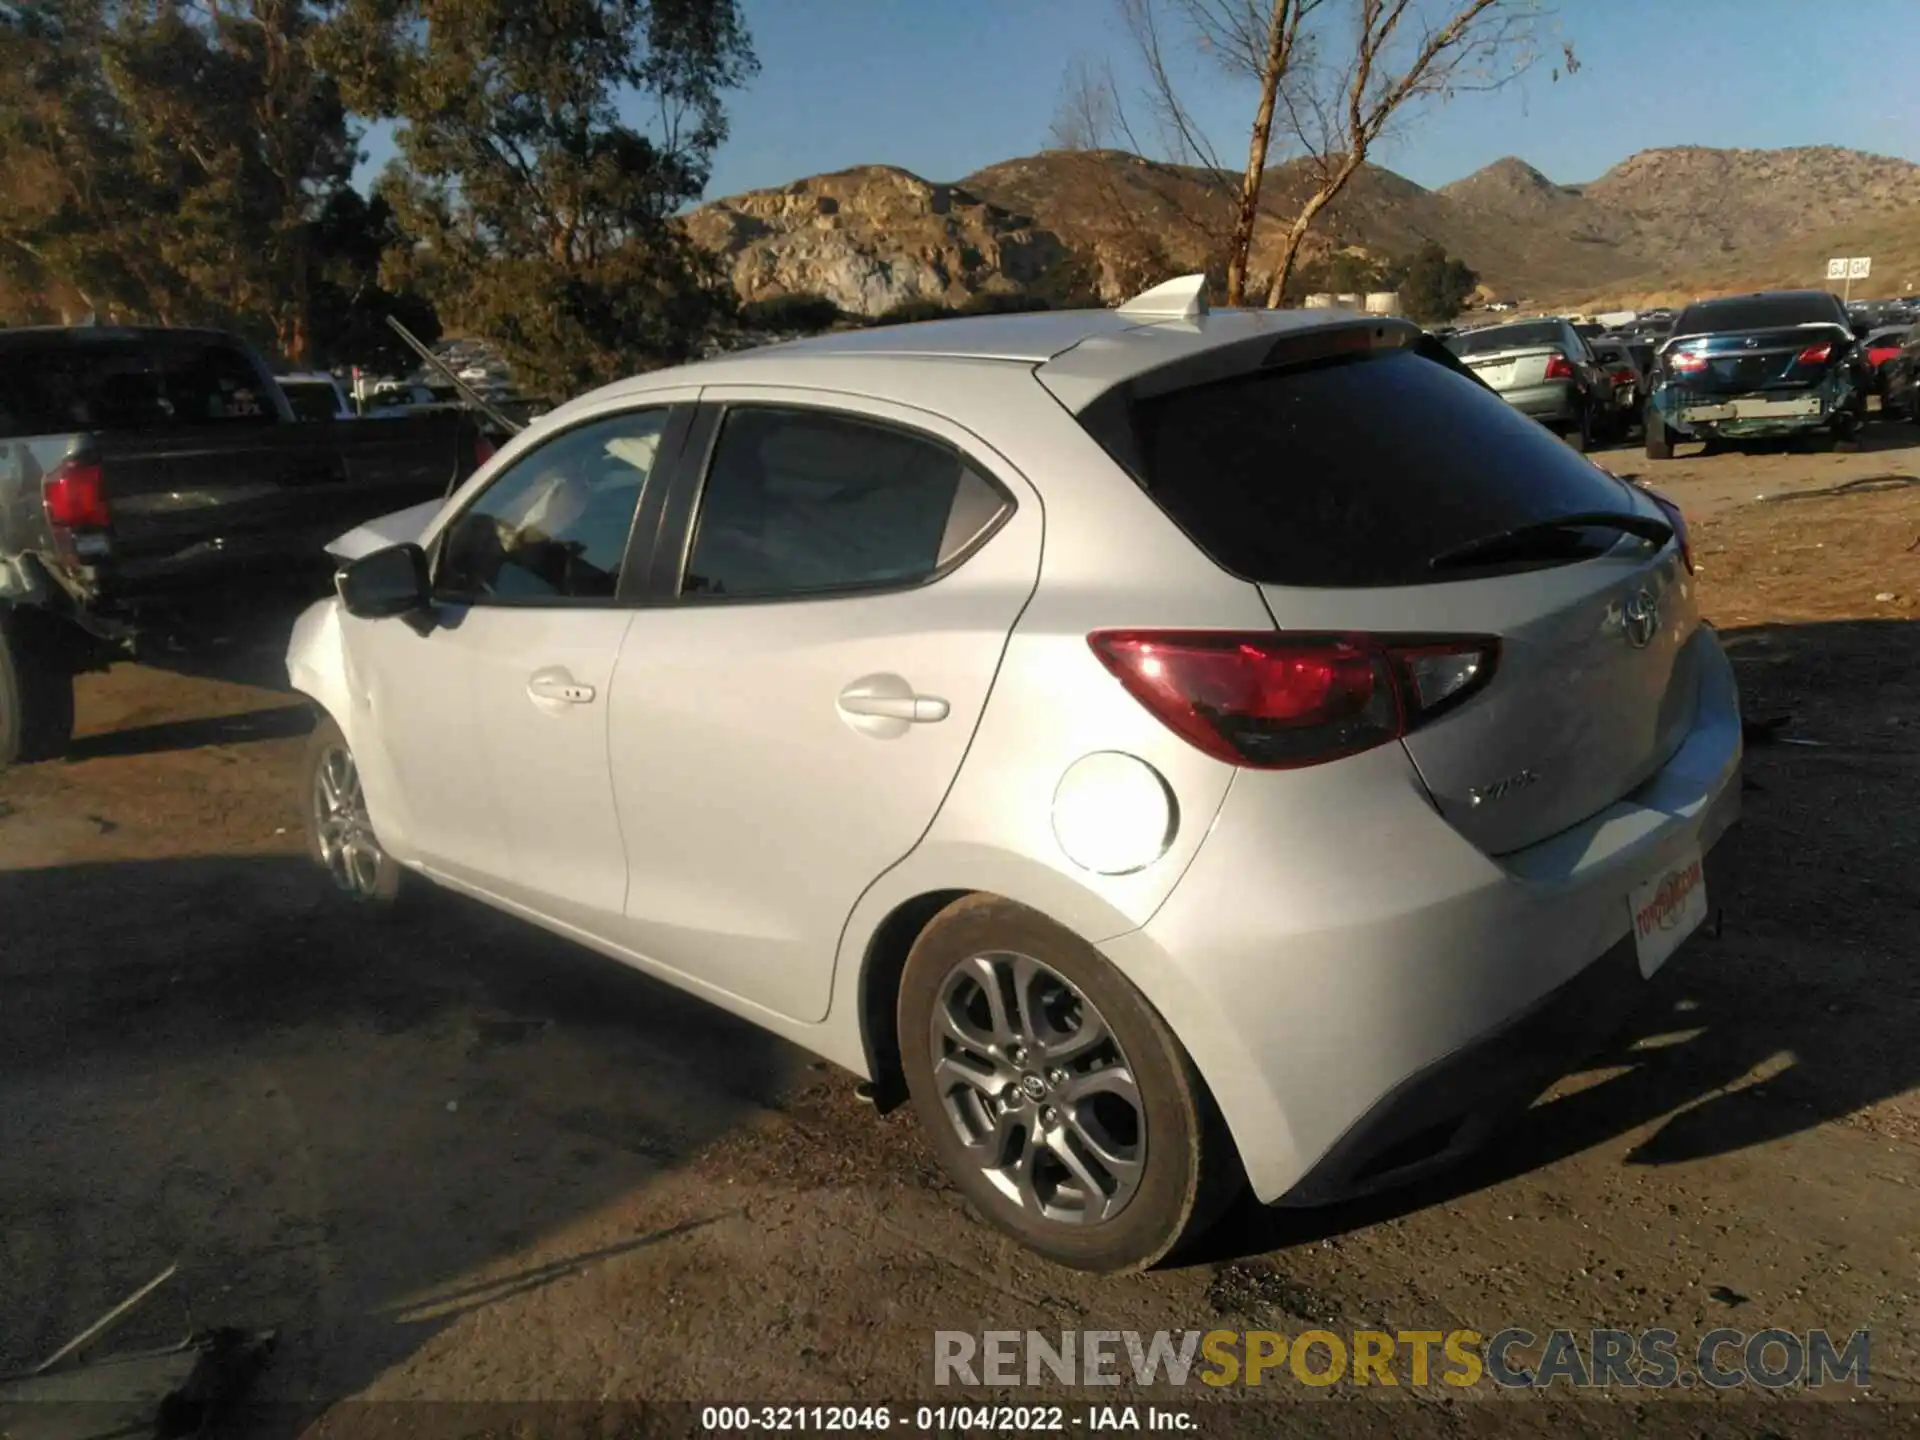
[1884, 327, 1920, 423]
[1589, 337, 1651, 438]
[1646, 290, 1866, 459]
[1859, 325, 1912, 396]
[292, 276, 1743, 1272]
[1442, 317, 1614, 450]
[278, 370, 355, 421]
[0, 325, 494, 767]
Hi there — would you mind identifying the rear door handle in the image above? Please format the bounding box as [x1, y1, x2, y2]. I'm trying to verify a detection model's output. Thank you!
[839, 693, 949, 723]
[528, 668, 596, 705]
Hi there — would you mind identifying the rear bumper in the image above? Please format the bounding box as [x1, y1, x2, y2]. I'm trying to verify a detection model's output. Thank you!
[1102, 626, 1745, 1204]
[1652, 379, 1854, 438]
[1276, 826, 1739, 1204]
[1498, 381, 1581, 425]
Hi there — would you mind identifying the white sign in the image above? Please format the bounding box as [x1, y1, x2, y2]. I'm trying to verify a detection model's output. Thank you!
[1848, 256, 1872, 279]
[1828, 257, 1848, 280]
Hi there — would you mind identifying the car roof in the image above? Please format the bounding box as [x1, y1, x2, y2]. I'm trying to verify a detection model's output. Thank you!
[0, 324, 240, 350]
[565, 305, 1413, 417]
[1684, 289, 1837, 309]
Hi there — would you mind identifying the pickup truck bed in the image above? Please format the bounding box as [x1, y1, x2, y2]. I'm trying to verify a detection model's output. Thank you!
[0, 324, 489, 766]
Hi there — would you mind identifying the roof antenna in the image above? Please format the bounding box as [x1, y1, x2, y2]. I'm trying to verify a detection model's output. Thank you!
[1117, 273, 1209, 321]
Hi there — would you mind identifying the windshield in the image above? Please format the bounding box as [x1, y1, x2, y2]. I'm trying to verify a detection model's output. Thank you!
[1445, 321, 1564, 357]
[1096, 348, 1634, 588]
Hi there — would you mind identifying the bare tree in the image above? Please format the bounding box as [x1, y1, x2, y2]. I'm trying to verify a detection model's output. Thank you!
[1062, 0, 1556, 307]
[1262, 0, 1553, 306]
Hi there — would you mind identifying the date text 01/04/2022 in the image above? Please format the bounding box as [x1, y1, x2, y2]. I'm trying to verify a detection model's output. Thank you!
[699, 1404, 1198, 1431]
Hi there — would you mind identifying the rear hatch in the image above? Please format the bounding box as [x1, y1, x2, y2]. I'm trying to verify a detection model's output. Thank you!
[1076, 337, 1700, 856]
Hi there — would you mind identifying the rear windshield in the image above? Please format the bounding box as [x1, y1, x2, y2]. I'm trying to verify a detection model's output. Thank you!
[0, 334, 278, 439]
[1445, 321, 1563, 357]
[1106, 348, 1634, 588]
[281, 379, 343, 421]
[1673, 295, 1841, 337]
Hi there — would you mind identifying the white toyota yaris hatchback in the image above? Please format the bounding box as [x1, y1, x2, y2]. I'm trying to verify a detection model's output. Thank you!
[288, 277, 1742, 1272]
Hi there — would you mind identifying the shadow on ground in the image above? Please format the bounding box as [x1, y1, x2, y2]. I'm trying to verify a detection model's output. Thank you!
[0, 853, 808, 1404]
[65, 704, 315, 761]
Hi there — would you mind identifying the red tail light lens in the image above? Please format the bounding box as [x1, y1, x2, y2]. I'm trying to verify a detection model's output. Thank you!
[1795, 342, 1833, 365]
[473, 433, 496, 467]
[1543, 354, 1574, 380]
[1670, 350, 1707, 374]
[1087, 631, 1499, 769]
[1643, 487, 1692, 573]
[42, 456, 110, 530]
[1611, 366, 1637, 386]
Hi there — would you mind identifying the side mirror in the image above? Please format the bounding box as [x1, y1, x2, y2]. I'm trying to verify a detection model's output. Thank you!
[338, 542, 430, 620]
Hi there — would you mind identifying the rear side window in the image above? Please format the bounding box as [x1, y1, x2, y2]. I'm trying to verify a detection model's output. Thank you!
[1446, 321, 1564, 356]
[1674, 295, 1842, 336]
[681, 407, 1010, 600]
[0, 335, 276, 438]
[1106, 348, 1633, 589]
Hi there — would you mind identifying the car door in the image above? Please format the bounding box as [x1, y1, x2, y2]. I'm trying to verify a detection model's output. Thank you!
[351, 400, 690, 925]
[604, 392, 1043, 1024]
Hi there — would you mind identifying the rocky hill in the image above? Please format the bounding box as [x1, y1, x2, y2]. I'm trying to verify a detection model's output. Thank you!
[686, 144, 1920, 315]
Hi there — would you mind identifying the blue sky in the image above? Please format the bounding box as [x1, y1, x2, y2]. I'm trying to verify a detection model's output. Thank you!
[354, 0, 1920, 197]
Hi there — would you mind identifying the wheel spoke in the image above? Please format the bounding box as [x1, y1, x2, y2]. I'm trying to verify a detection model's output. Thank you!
[1063, 1062, 1139, 1108]
[1045, 1126, 1114, 1221]
[961, 954, 1019, 1047]
[1007, 952, 1048, 1045]
[934, 1049, 998, 1096]
[1007, 1119, 1047, 1211]
[1045, 1009, 1114, 1067]
[1066, 1110, 1143, 1192]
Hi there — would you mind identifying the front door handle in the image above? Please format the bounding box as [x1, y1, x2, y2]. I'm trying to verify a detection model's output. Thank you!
[528, 668, 596, 705]
[838, 692, 949, 723]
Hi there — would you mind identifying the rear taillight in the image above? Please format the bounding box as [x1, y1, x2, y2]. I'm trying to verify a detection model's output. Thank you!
[1670, 350, 1707, 375]
[1795, 342, 1833, 365]
[1543, 354, 1574, 380]
[1611, 367, 1637, 387]
[42, 456, 110, 530]
[473, 433, 496, 467]
[1644, 487, 1693, 573]
[1087, 630, 1499, 770]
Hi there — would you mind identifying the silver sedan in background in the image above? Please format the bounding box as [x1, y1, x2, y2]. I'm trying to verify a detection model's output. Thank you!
[1446, 317, 1615, 450]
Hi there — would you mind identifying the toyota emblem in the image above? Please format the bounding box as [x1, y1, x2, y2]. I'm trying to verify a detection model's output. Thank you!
[1623, 589, 1659, 648]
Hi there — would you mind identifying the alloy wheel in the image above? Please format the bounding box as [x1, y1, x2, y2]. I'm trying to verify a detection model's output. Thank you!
[312, 743, 385, 898]
[928, 950, 1146, 1224]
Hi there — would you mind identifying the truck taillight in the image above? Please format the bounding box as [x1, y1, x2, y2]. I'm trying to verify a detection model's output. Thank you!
[43, 456, 110, 530]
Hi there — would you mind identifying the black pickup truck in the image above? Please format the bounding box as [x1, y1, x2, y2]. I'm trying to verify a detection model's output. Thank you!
[0, 324, 493, 767]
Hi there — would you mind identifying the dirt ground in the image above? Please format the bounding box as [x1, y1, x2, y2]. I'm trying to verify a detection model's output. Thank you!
[2, 427, 1917, 1436]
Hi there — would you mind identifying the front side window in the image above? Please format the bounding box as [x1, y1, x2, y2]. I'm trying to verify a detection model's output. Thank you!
[681, 406, 1010, 600]
[436, 408, 669, 602]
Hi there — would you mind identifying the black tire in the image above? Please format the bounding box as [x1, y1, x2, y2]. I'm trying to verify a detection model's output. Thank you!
[1563, 401, 1591, 453]
[0, 609, 77, 770]
[1645, 415, 1674, 460]
[301, 713, 406, 908]
[899, 895, 1241, 1272]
